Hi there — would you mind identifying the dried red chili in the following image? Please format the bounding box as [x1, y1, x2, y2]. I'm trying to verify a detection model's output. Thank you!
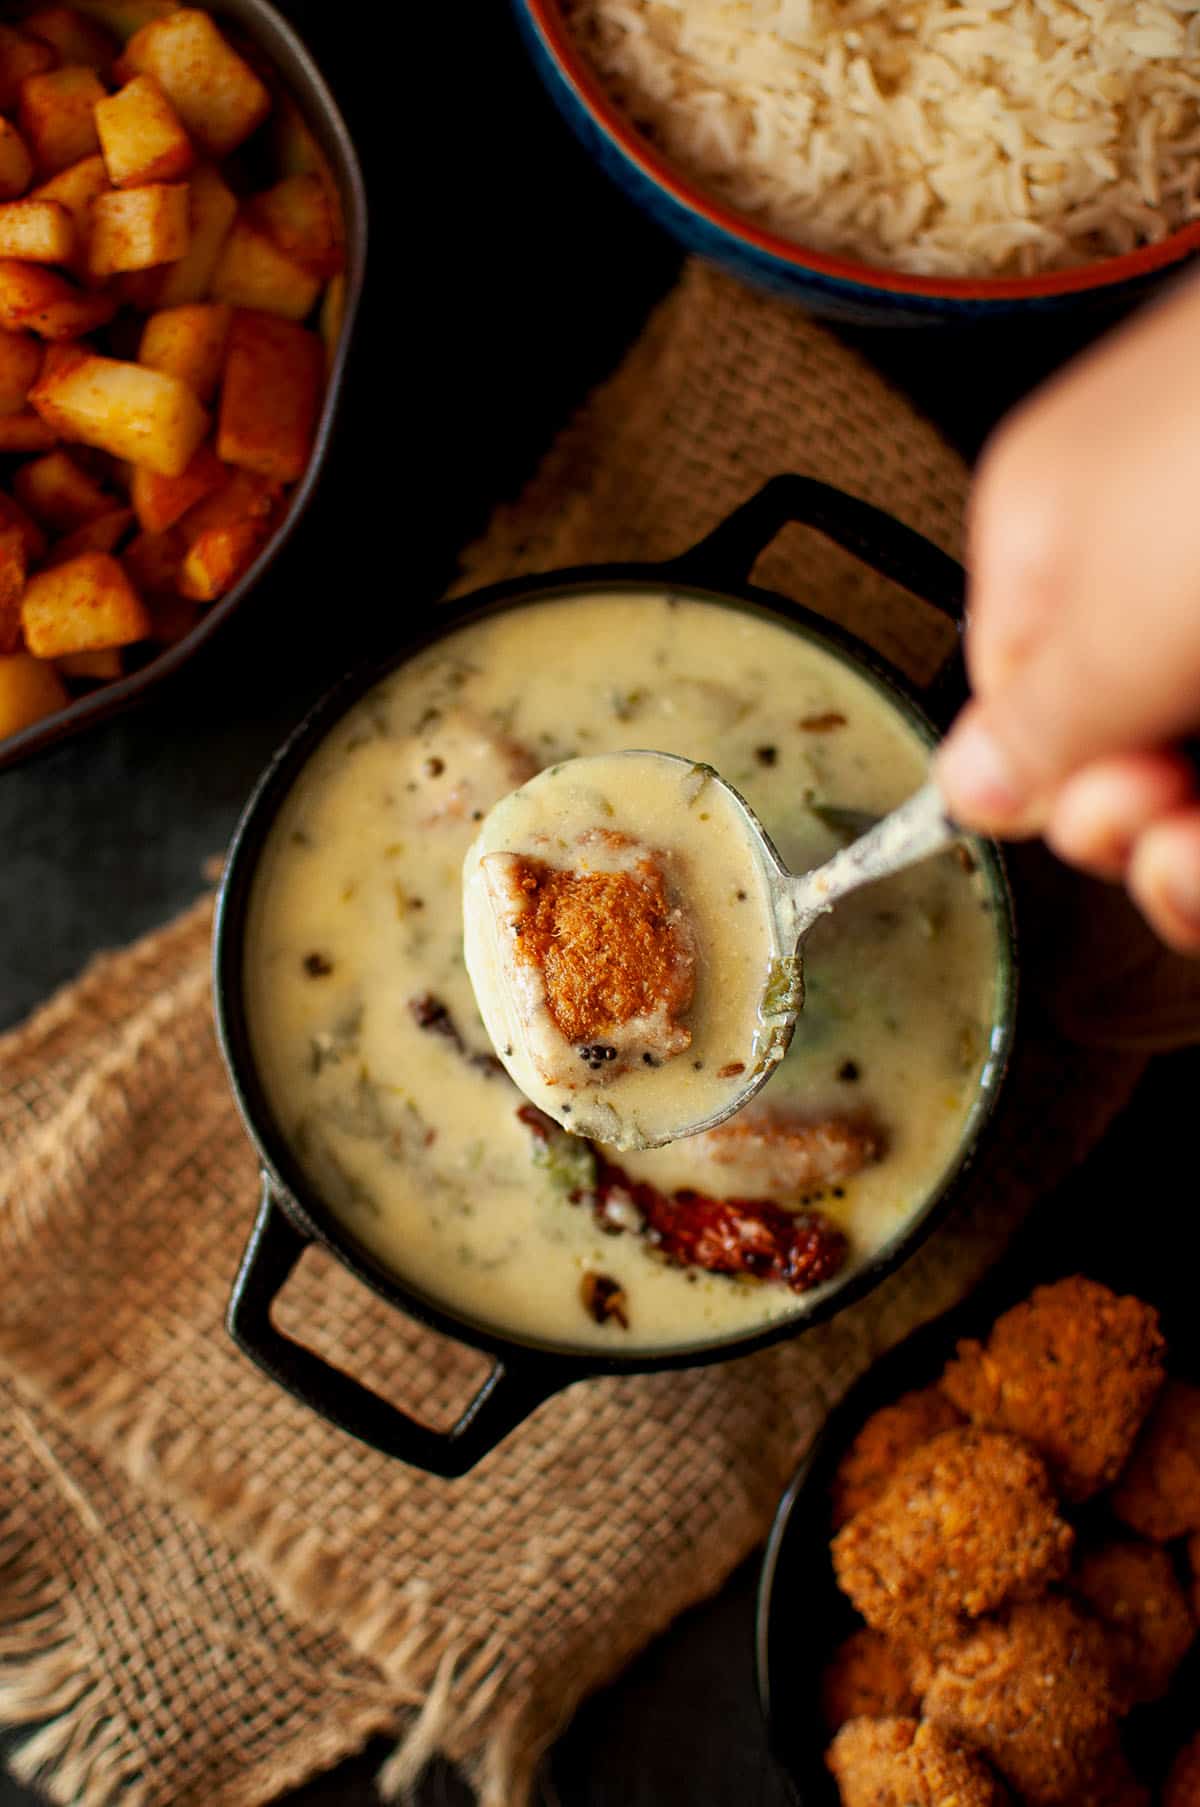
[518, 1105, 848, 1295]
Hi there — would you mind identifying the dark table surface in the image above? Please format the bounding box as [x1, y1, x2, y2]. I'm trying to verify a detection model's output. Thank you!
[2, 5, 1193, 1804]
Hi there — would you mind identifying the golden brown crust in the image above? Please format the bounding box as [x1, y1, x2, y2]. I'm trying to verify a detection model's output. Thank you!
[821, 1629, 918, 1732]
[1166, 1735, 1200, 1807]
[939, 1278, 1166, 1503]
[831, 1387, 963, 1530]
[827, 1715, 1008, 1807]
[831, 1427, 1074, 1647]
[1111, 1380, 1200, 1542]
[921, 1599, 1119, 1805]
[508, 852, 696, 1047]
[1071, 1539, 1195, 1705]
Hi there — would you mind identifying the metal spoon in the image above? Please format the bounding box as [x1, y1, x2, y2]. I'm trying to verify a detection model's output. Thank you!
[465, 751, 962, 1148]
[721, 764, 961, 1128]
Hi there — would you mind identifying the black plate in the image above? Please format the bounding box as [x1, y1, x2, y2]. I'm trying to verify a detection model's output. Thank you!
[756, 1100, 1199, 1804]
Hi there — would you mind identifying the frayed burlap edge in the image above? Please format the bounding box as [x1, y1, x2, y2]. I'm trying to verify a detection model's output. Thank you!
[0, 1515, 112, 1805]
[1, 1381, 405, 1807]
[0, 915, 572, 1806]
[0, 1513, 402, 1807]
[2, 1230, 761, 1807]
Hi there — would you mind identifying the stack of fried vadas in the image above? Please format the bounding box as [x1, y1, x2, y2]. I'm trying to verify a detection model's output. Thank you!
[822, 1277, 1200, 1805]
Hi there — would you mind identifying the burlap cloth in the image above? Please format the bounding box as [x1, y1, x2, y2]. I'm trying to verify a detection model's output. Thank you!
[3, 262, 1198, 1807]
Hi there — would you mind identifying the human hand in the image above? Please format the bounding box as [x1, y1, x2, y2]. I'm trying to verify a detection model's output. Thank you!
[936, 274, 1200, 952]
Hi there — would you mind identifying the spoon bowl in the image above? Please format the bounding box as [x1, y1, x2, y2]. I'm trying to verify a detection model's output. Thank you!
[464, 751, 961, 1149]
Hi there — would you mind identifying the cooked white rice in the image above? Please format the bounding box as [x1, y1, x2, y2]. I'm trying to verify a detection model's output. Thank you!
[562, 0, 1200, 275]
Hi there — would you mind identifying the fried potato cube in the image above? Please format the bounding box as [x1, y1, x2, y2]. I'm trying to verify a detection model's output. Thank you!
[821, 1631, 918, 1733]
[18, 67, 105, 175]
[217, 309, 322, 483]
[827, 1718, 1007, 1807]
[0, 261, 117, 337]
[14, 447, 113, 529]
[270, 102, 344, 263]
[940, 1276, 1166, 1502]
[831, 1426, 1074, 1647]
[179, 515, 261, 600]
[0, 198, 75, 263]
[0, 329, 44, 413]
[0, 121, 36, 202]
[138, 300, 228, 400]
[32, 153, 110, 277]
[0, 259, 73, 332]
[0, 410, 57, 449]
[32, 151, 110, 222]
[272, 88, 328, 182]
[89, 181, 188, 276]
[0, 528, 26, 653]
[30, 345, 208, 475]
[0, 25, 57, 114]
[57, 645, 122, 678]
[23, 7, 119, 70]
[1111, 1379, 1200, 1541]
[1071, 1538, 1195, 1705]
[43, 506, 133, 567]
[121, 522, 180, 593]
[832, 1386, 963, 1529]
[131, 437, 223, 531]
[0, 493, 48, 565]
[177, 468, 278, 600]
[71, 0, 179, 40]
[122, 11, 269, 157]
[95, 74, 194, 187]
[34, 289, 116, 338]
[0, 649, 68, 736]
[249, 174, 343, 282]
[21, 550, 148, 654]
[120, 158, 233, 308]
[210, 214, 319, 321]
[921, 1600, 1119, 1805]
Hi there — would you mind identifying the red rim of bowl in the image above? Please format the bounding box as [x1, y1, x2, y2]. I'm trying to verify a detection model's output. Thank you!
[527, 0, 1200, 301]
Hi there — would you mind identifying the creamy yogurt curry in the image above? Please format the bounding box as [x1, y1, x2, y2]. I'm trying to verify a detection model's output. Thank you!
[244, 592, 1003, 1352]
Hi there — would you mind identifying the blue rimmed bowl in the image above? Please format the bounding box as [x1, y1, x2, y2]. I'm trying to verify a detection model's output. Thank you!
[514, 0, 1200, 326]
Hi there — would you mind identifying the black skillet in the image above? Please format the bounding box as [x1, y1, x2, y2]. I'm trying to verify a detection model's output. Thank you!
[214, 475, 1018, 1476]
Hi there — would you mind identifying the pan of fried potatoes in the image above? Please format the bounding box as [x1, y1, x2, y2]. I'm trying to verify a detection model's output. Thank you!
[0, 0, 365, 769]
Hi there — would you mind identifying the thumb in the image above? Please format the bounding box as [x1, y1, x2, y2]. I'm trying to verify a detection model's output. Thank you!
[939, 276, 1200, 833]
[937, 615, 1200, 833]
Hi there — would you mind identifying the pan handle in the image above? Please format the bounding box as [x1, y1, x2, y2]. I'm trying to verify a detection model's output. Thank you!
[664, 475, 969, 722]
[227, 1179, 566, 1477]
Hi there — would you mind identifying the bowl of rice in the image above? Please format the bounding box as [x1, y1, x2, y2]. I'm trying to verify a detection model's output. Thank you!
[514, 0, 1200, 322]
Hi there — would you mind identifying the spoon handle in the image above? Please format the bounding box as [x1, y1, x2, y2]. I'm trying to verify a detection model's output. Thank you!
[786, 782, 960, 931]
